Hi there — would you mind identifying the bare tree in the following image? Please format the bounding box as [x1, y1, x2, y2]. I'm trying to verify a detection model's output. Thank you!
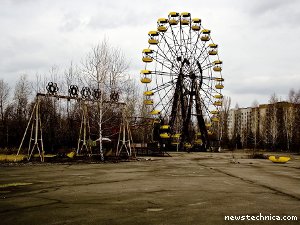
[283, 103, 294, 151]
[82, 39, 129, 159]
[251, 100, 259, 149]
[14, 75, 31, 120]
[0, 79, 10, 122]
[267, 93, 279, 150]
[220, 96, 231, 147]
[288, 88, 300, 104]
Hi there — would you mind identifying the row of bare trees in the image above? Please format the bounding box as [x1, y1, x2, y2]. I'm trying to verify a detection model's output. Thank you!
[0, 40, 144, 154]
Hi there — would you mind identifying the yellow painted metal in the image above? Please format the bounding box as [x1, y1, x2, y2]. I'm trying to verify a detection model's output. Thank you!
[143, 90, 154, 96]
[140, 69, 152, 74]
[202, 29, 211, 34]
[160, 133, 171, 138]
[213, 60, 223, 65]
[148, 31, 159, 36]
[184, 143, 192, 148]
[148, 39, 159, 45]
[142, 49, 153, 54]
[192, 18, 201, 23]
[144, 99, 154, 105]
[213, 66, 222, 72]
[195, 139, 203, 145]
[172, 133, 181, 138]
[209, 50, 218, 55]
[181, 19, 189, 25]
[192, 25, 200, 31]
[158, 26, 167, 32]
[208, 131, 213, 135]
[171, 142, 180, 145]
[150, 110, 160, 115]
[0, 154, 27, 162]
[212, 117, 220, 122]
[157, 18, 168, 23]
[209, 43, 218, 48]
[210, 110, 219, 115]
[268, 156, 291, 163]
[67, 151, 76, 159]
[142, 56, 153, 62]
[214, 94, 223, 99]
[160, 125, 170, 129]
[181, 12, 191, 17]
[169, 19, 179, 25]
[213, 101, 222, 106]
[141, 77, 152, 83]
[169, 12, 179, 17]
[215, 84, 224, 89]
[215, 77, 224, 82]
[201, 35, 210, 41]
[196, 132, 201, 136]
[0, 182, 32, 188]
[206, 123, 212, 127]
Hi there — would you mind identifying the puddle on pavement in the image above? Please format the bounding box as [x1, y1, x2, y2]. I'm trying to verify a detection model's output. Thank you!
[0, 182, 33, 188]
[146, 208, 164, 212]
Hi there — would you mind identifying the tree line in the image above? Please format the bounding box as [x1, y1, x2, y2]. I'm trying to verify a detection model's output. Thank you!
[220, 90, 300, 152]
[0, 40, 148, 154]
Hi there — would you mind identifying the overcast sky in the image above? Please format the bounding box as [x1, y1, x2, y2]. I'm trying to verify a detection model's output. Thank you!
[1, 0, 300, 108]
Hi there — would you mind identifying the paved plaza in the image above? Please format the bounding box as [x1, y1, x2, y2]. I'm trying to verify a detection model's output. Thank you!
[0, 152, 299, 225]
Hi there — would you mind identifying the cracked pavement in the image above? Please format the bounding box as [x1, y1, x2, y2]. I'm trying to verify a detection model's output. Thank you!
[0, 152, 299, 225]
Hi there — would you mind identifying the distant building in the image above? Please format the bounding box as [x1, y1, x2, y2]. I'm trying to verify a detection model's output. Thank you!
[227, 101, 300, 148]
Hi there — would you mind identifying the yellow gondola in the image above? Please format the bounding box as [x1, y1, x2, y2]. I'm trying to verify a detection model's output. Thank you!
[213, 60, 223, 65]
[142, 56, 153, 62]
[195, 139, 203, 145]
[215, 84, 224, 89]
[268, 156, 291, 163]
[215, 77, 224, 82]
[171, 133, 181, 138]
[148, 31, 159, 45]
[143, 90, 154, 96]
[140, 69, 152, 75]
[213, 66, 222, 72]
[169, 12, 179, 25]
[160, 133, 171, 138]
[210, 110, 219, 115]
[181, 12, 190, 25]
[214, 94, 223, 99]
[160, 125, 170, 130]
[212, 117, 220, 122]
[213, 101, 222, 106]
[191, 18, 201, 31]
[150, 110, 160, 115]
[144, 99, 154, 105]
[141, 77, 152, 83]
[209, 50, 218, 55]
[184, 143, 192, 148]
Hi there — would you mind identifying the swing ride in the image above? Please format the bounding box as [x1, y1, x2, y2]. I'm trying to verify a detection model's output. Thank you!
[16, 82, 133, 161]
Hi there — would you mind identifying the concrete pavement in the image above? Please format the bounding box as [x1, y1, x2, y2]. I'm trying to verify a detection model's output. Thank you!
[0, 152, 299, 225]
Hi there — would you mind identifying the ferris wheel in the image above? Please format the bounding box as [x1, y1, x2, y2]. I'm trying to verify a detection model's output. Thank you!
[140, 12, 224, 151]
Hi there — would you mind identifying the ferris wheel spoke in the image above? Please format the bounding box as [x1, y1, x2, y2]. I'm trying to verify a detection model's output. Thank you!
[148, 79, 176, 93]
[160, 34, 181, 69]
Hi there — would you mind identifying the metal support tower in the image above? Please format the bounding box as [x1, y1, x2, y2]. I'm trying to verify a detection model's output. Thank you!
[16, 97, 44, 162]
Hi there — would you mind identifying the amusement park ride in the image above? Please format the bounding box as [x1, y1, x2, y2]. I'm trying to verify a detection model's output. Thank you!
[16, 82, 133, 162]
[141, 12, 224, 152]
[16, 12, 224, 161]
